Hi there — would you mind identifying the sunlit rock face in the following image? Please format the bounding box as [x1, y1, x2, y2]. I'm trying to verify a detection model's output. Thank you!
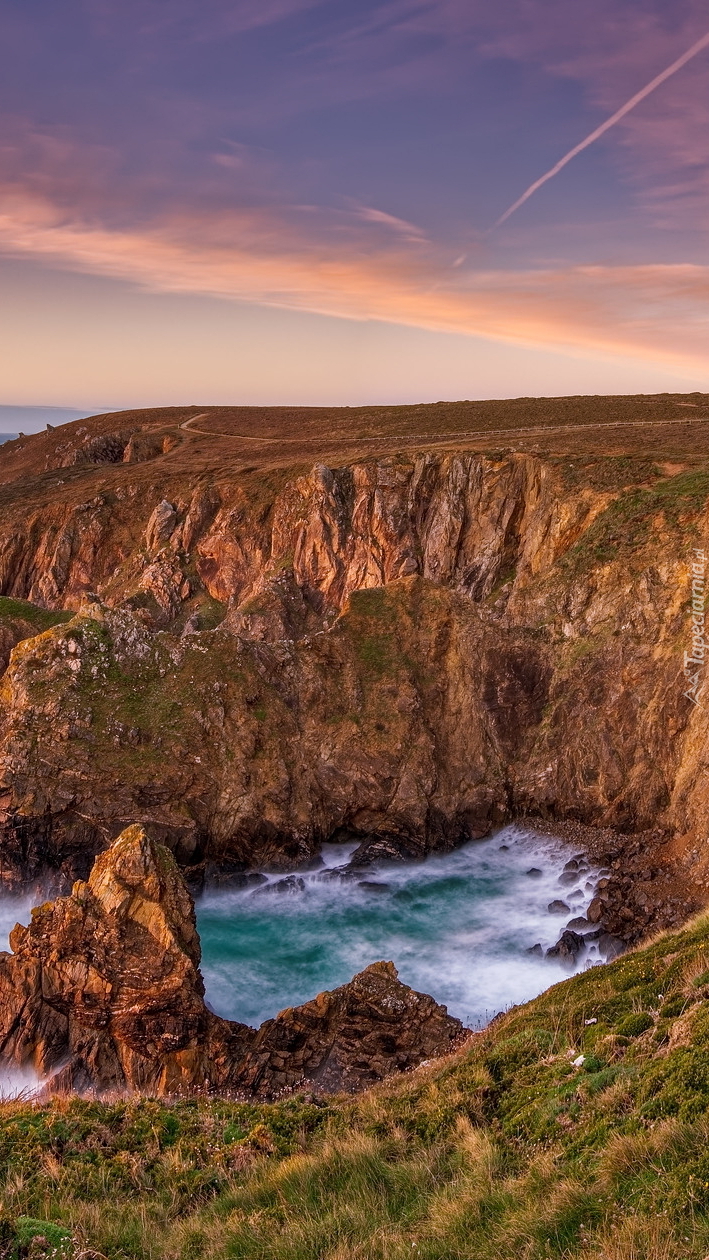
[0, 825, 252, 1095]
[0, 827, 463, 1097]
[0, 449, 706, 913]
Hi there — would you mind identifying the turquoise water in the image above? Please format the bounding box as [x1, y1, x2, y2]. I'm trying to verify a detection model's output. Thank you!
[197, 824, 603, 1030]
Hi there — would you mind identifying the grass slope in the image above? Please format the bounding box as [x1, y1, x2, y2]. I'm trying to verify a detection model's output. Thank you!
[5, 916, 709, 1257]
[0, 598, 72, 634]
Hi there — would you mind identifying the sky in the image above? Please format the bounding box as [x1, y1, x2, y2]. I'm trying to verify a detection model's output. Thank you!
[1, 0, 708, 413]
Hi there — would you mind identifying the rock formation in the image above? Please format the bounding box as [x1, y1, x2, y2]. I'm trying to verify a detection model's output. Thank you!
[234, 960, 464, 1097]
[1, 407, 709, 939]
[0, 826, 464, 1097]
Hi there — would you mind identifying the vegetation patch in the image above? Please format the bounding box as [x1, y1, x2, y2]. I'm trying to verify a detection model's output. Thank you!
[561, 468, 709, 573]
[553, 453, 664, 492]
[0, 598, 73, 632]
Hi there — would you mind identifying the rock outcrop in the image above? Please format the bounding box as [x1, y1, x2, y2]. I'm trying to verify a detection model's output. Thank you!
[0, 825, 253, 1094]
[233, 960, 464, 1097]
[0, 827, 464, 1097]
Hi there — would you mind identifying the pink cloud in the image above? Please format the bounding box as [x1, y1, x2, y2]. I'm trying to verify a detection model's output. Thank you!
[0, 183, 707, 376]
[354, 205, 429, 243]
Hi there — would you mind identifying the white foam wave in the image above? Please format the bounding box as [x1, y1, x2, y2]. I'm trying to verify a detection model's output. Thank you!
[198, 824, 605, 1029]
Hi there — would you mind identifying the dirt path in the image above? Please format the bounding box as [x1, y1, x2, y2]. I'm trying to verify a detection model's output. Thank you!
[178, 411, 709, 447]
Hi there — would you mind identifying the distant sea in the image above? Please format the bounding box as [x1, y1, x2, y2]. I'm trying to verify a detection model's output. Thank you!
[0, 405, 103, 436]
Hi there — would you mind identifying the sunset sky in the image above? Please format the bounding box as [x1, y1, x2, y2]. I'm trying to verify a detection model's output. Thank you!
[1, 0, 708, 411]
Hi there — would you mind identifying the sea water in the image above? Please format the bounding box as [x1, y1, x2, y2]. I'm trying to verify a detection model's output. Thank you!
[196, 824, 604, 1030]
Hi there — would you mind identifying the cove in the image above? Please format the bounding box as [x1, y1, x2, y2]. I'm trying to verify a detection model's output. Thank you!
[197, 824, 605, 1031]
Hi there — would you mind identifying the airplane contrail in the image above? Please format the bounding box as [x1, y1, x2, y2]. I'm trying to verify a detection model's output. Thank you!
[495, 28, 709, 228]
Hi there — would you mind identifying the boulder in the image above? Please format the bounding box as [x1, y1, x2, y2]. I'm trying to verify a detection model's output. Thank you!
[546, 929, 585, 966]
[0, 827, 464, 1098]
[598, 932, 626, 961]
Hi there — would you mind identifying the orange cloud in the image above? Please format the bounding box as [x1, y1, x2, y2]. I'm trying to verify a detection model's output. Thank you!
[0, 186, 707, 376]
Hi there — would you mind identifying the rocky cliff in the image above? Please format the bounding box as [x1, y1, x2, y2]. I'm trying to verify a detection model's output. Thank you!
[0, 414, 708, 936]
[0, 826, 463, 1096]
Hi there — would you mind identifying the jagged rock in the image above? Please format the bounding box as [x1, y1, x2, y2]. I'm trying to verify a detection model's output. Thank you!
[0, 824, 253, 1094]
[548, 900, 570, 914]
[225, 569, 319, 642]
[70, 433, 129, 466]
[232, 960, 464, 1097]
[0, 827, 464, 1098]
[136, 556, 191, 618]
[145, 500, 178, 551]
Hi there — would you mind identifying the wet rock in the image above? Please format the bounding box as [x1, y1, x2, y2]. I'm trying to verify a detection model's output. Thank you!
[526, 867, 543, 878]
[184, 861, 267, 895]
[349, 836, 419, 867]
[566, 916, 591, 931]
[254, 875, 306, 896]
[598, 933, 626, 961]
[558, 871, 580, 887]
[546, 930, 585, 965]
[587, 897, 604, 924]
[313, 865, 363, 883]
[526, 943, 544, 956]
[548, 899, 570, 914]
[358, 881, 391, 893]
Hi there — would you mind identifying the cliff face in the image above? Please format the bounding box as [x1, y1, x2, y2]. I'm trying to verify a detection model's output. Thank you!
[0, 448, 707, 895]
